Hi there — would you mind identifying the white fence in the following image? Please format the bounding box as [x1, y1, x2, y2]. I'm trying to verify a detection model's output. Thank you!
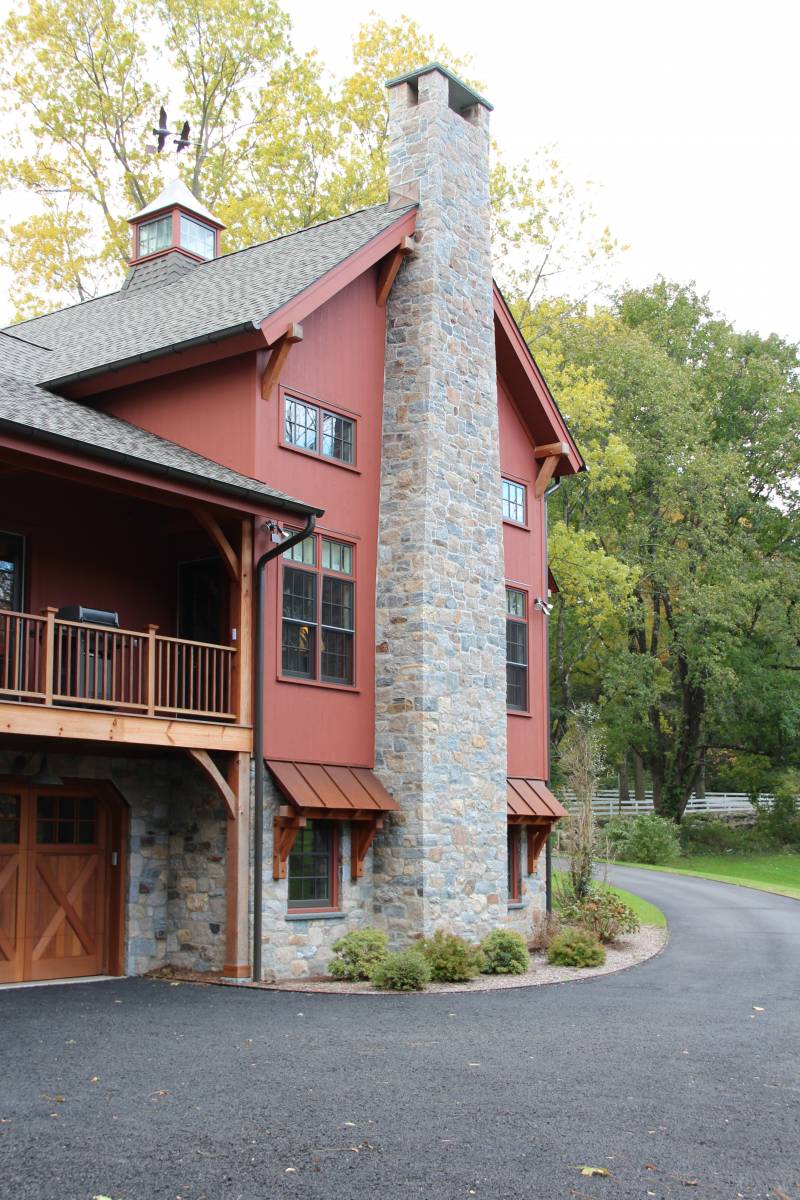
[560, 791, 775, 818]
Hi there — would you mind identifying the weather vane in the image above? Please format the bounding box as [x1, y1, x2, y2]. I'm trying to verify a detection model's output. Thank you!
[146, 107, 192, 155]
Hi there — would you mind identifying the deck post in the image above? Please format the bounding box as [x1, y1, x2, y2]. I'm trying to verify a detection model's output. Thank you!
[146, 624, 158, 717]
[223, 749, 252, 979]
[41, 607, 57, 705]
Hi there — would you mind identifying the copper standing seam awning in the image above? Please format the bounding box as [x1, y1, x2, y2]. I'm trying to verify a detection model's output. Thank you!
[507, 777, 567, 872]
[266, 760, 399, 881]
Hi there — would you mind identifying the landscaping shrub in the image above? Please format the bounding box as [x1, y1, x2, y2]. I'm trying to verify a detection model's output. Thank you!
[329, 928, 389, 981]
[421, 931, 485, 982]
[529, 911, 561, 952]
[604, 813, 680, 864]
[480, 928, 530, 975]
[547, 928, 606, 968]
[763, 775, 800, 847]
[560, 887, 640, 944]
[370, 948, 431, 991]
[678, 814, 775, 855]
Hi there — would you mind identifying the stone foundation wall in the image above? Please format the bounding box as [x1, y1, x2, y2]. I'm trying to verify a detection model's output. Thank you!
[0, 748, 227, 976]
[257, 775, 376, 980]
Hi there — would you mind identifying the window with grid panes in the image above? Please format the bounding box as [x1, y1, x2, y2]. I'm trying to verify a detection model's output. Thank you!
[284, 395, 355, 465]
[287, 822, 335, 909]
[282, 533, 355, 685]
[138, 215, 172, 257]
[502, 478, 526, 524]
[506, 587, 528, 711]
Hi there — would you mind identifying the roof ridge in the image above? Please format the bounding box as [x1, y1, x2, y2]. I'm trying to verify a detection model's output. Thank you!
[5, 200, 412, 335]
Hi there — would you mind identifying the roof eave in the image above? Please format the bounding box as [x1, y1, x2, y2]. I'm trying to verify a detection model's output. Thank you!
[0, 416, 324, 518]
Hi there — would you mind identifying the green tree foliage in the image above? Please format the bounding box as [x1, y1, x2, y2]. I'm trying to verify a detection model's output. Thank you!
[545, 281, 800, 820]
[0, 3, 622, 317]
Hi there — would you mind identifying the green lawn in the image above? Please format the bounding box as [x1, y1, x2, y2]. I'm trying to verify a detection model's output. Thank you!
[614, 854, 800, 901]
[553, 870, 667, 927]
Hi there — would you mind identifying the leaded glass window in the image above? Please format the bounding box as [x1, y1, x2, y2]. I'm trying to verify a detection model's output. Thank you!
[281, 535, 355, 685]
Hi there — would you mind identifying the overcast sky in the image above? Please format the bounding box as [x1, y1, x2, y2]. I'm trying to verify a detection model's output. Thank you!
[1, 0, 797, 341]
[288, 0, 798, 342]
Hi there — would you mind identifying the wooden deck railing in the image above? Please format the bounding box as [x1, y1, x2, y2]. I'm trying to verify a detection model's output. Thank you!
[0, 608, 237, 721]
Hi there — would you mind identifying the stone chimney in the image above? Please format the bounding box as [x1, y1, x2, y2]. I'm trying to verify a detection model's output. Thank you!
[374, 65, 509, 940]
[123, 178, 225, 293]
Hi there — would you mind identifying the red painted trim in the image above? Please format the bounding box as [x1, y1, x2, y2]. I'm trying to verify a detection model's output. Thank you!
[505, 578, 531, 715]
[508, 825, 521, 902]
[260, 210, 417, 345]
[493, 284, 584, 474]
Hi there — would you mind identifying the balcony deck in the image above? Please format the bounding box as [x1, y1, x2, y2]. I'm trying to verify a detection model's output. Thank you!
[0, 609, 252, 752]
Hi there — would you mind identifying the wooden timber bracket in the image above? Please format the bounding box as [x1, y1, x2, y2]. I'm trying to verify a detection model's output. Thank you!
[526, 823, 551, 874]
[376, 237, 415, 307]
[273, 805, 306, 879]
[261, 323, 304, 401]
[533, 441, 570, 500]
[187, 749, 237, 819]
[350, 814, 384, 881]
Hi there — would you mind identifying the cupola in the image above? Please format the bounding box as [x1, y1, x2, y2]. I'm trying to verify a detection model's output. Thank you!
[123, 179, 225, 292]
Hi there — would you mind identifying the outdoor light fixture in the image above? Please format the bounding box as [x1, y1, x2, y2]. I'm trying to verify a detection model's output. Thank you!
[534, 597, 554, 617]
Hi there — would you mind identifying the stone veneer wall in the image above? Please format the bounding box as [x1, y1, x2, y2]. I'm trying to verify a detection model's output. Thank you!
[373, 67, 510, 941]
[0, 749, 227, 976]
[258, 775, 375, 980]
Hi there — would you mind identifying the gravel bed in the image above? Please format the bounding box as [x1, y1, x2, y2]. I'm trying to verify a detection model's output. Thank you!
[150, 924, 667, 995]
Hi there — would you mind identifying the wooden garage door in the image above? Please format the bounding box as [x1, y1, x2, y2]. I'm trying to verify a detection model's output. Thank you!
[0, 787, 115, 984]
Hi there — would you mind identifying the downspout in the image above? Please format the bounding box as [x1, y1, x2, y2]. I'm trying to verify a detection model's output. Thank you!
[252, 512, 316, 981]
[543, 477, 561, 915]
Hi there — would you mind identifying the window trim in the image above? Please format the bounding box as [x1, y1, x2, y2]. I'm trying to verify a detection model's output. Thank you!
[179, 212, 216, 260]
[287, 819, 340, 914]
[279, 387, 360, 472]
[507, 825, 521, 903]
[505, 583, 529, 714]
[501, 476, 529, 529]
[279, 530, 357, 690]
[0, 530, 26, 612]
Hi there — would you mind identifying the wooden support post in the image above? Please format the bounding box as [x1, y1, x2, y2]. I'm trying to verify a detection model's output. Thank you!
[41, 607, 56, 705]
[223, 750, 252, 979]
[376, 237, 415, 307]
[261, 323, 303, 401]
[145, 624, 158, 717]
[233, 517, 253, 728]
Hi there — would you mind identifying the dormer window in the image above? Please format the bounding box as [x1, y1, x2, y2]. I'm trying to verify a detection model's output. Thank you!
[138, 215, 172, 258]
[180, 214, 216, 260]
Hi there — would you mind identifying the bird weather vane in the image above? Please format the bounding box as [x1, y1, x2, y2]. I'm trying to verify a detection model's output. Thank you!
[146, 107, 192, 155]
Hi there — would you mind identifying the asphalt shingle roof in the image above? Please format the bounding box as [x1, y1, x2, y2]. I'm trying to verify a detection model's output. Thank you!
[4, 202, 414, 387]
[0, 332, 320, 514]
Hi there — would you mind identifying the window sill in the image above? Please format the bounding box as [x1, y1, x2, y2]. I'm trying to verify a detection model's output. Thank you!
[285, 910, 346, 922]
[507, 901, 526, 910]
[279, 442, 361, 474]
[278, 675, 360, 695]
[502, 518, 531, 532]
[507, 709, 532, 719]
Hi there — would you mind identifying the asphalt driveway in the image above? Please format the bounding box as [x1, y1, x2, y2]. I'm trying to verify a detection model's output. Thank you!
[1, 866, 798, 1200]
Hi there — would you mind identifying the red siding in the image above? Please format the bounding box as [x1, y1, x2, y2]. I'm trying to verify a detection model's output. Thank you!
[103, 352, 258, 479]
[255, 268, 386, 767]
[498, 376, 550, 780]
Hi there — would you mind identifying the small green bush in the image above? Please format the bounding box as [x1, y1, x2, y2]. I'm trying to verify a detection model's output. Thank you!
[561, 887, 640, 944]
[604, 813, 680, 864]
[678, 814, 775, 855]
[547, 928, 606, 968]
[370, 948, 431, 991]
[329, 927, 389, 981]
[480, 928, 530, 975]
[421, 931, 485, 982]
